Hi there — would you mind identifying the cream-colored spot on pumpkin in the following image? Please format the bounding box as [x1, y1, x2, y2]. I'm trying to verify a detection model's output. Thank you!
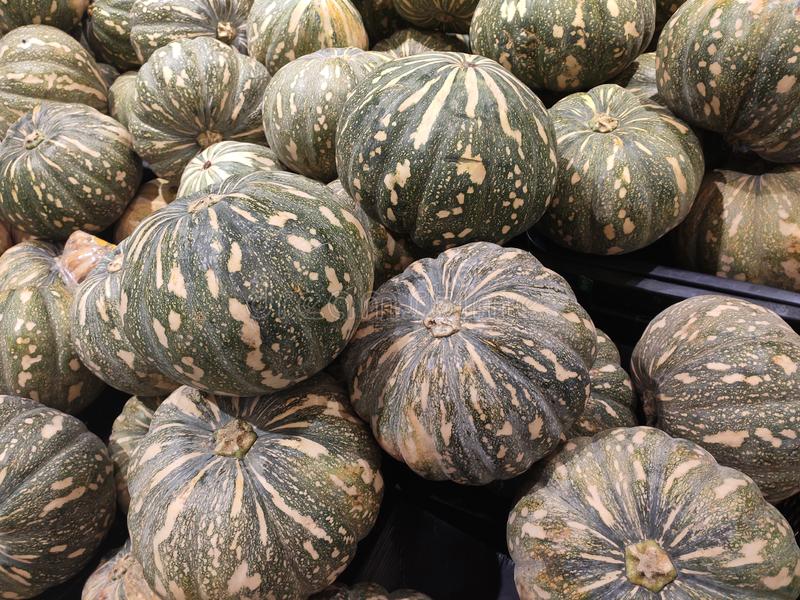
[777, 75, 797, 94]
[713, 478, 748, 499]
[702, 430, 749, 447]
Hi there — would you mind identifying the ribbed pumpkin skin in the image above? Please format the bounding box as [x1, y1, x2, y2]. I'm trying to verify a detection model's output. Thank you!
[263, 48, 388, 182]
[128, 37, 270, 181]
[392, 0, 477, 33]
[352, 0, 406, 43]
[114, 178, 178, 242]
[127, 375, 383, 600]
[177, 141, 282, 197]
[656, 0, 800, 163]
[539, 84, 704, 255]
[0, 0, 88, 34]
[0, 396, 116, 599]
[372, 27, 467, 58]
[86, 0, 140, 71]
[611, 51, 660, 104]
[342, 242, 596, 484]
[470, 0, 655, 92]
[337, 52, 558, 250]
[82, 541, 158, 600]
[129, 0, 252, 62]
[313, 583, 432, 600]
[108, 70, 137, 128]
[0, 103, 141, 240]
[508, 427, 800, 600]
[0, 25, 108, 138]
[676, 165, 800, 292]
[631, 295, 800, 503]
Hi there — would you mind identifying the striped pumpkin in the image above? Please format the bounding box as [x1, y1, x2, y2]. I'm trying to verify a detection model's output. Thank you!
[86, 0, 140, 71]
[352, 0, 406, 43]
[342, 242, 596, 484]
[127, 375, 383, 599]
[313, 584, 432, 599]
[539, 84, 704, 255]
[114, 178, 178, 242]
[470, 0, 655, 92]
[178, 141, 283, 197]
[247, 0, 369, 75]
[263, 48, 388, 182]
[612, 51, 660, 104]
[128, 37, 270, 181]
[130, 0, 253, 62]
[82, 541, 158, 600]
[631, 295, 800, 503]
[0, 395, 116, 599]
[372, 27, 467, 58]
[0, 102, 141, 240]
[0, 0, 88, 34]
[508, 427, 800, 599]
[0, 25, 108, 138]
[656, 0, 800, 163]
[337, 52, 558, 250]
[107, 70, 136, 127]
[392, 0, 478, 33]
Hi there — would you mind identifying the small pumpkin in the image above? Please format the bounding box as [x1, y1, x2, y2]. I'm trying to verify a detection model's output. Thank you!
[392, 0, 478, 33]
[352, 0, 406, 44]
[508, 427, 800, 599]
[108, 70, 137, 128]
[313, 583, 432, 600]
[85, 0, 140, 71]
[0, 395, 116, 599]
[0, 0, 88, 34]
[372, 27, 467, 58]
[82, 541, 158, 600]
[114, 178, 179, 242]
[611, 51, 660, 104]
[631, 295, 800, 502]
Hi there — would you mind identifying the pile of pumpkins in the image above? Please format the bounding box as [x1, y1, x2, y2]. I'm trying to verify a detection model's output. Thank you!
[0, 0, 798, 598]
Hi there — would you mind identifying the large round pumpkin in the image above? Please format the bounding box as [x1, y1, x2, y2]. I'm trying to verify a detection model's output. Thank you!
[656, 0, 800, 163]
[538, 84, 704, 255]
[313, 584, 432, 600]
[631, 295, 800, 503]
[0, 0, 88, 34]
[392, 0, 477, 33]
[675, 164, 800, 292]
[337, 52, 557, 250]
[263, 48, 388, 182]
[372, 27, 466, 57]
[342, 242, 596, 484]
[114, 177, 178, 242]
[82, 541, 158, 600]
[128, 37, 270, 181]
[508, 427, 800, 599]
[127, 374, 383, 599]
[248, 0, 369, 75]
[86, 0, 140, 71]
[0, 395, 116, 599]
[0, 102, 141, 240]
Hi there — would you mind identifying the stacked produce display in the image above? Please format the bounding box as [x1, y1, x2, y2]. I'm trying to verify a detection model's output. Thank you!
[0, 0, 797, 598]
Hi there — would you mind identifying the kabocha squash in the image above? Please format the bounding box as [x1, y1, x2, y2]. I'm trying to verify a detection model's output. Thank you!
[676, 164, 800, 292]
[0, 102, 141, 239]
[0, 395, 116, 599]
[656, 0, 800, 163]
[342, 242, 596, 484]
[85, 0, 140, 71]
[127, 375, 383, 599]
[470, 0, 655, 92]
[611, 52, 660, 104]
[0, 25, 108, 137]
[631, 295, 800, 503]
[392, 0, 478, 33]
[372, 27, 467, 58]
[97, 62, 121, 86]
[128, 37, 270, 181]
[263, 48, 388, 182]
[177, 141, 282, 197]
[352, 0, 406, 43]
[0, 0, 88, 34]
[82, 541, 158, 600]
[129, 0, 252, 62]
[508, 427, 800, 599]
[313, 583, 432, 599]
[107, 70, 136, 128]
[538, 84, 704, 255]
[114, 178, 178, 242]
[248, 0, 369, 75]
[337, 52, 558, 250]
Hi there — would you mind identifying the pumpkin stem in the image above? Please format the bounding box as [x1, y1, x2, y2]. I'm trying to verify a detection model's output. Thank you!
[188, 194, 223, 213]
[23, 129, 45, 150]
[214, 419, 257, 458]
[625, 540, 677, 593]
[590, 113, 619, 133]
[423, 301, 462, 338]
[196, 130, 224, 148]
[216, 21, 237, 44]
[59, 231, 116, 285]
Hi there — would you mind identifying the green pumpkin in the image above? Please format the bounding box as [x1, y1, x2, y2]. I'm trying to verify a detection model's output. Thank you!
[263, 48, 388, 182]
[470, 0, 655, 92]
[0, 25, 108, 138]
[86, 0, 140, 71]
[611, 51, 660, 104]
[114, 177, 178, 243]
[632, 295, 800, 503]
[247, 0, 369, 75]
[539, 84, 704, 255]
[0, 395, 116, 599]
[0, 0, 88, 34]
[342, 242, 596, 484]
[130, 0, 252, 63]
[108, 70, 136, 128]
[97, 62, 121, 87]
[392, 0, 477, 33]
[336, 52, 558, 250]
[127, 375, 383, 599]
[313, 583, 432, 600]
[128, 37, 270, 181]
[352, 0, 406, 44]
[372, 27, 467, 58]
[656, 0, 800, 163]
[508, 427, 800, 599]
[82, 541, 158, 600]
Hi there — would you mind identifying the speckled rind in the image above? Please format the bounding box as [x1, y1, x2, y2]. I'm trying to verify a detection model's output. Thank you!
[372, 27, 467, 58]
[392, 0, 478, 33]
[631, 295, 800, 503]
[508, 426, 800, 599]
[611, 51, 661, 104]
[86, 0, 141, 71]
[108, 71, 137, 128]
[114, 178, 178, 243]
[0, 0, 88, 35]
[82, 541, 158, 600]
[127, 374, 383, 600]
[312, 583, 433, 600]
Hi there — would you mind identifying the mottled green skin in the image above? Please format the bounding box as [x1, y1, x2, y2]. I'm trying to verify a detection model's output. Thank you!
[0, 396, 116, 599]
[108, 70, 136, 128]
[352, 0, 406, 44]
[632, 295, 800, 503]
[0, 102, 141, 240]
[470, 0, 655, 92]
[247, 0, 369, 75]
[372, 27, 467, 58]
[312, 583, 432, 600]
[0, 0, 88, 35]
[508, 427, 800, 599]
[0, 25, 108, 138]
[82, 541, 158, 600]
[393, 0, 477, 33]
[86, 0, 140, 71]
[114, 178, 178, 242]
[0, 239, 64, 289]
[656, 0, 800, 163]
[337, 52, 558, 250]
[130, 0, 253, 62]
[263, 48, 388, 182]
[127, 375, 383, 600]
[128, 37, 270, 181]
[611, 51, 660, 104]
[539, 84, 704, 255]
[343, 242, 596, 484]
